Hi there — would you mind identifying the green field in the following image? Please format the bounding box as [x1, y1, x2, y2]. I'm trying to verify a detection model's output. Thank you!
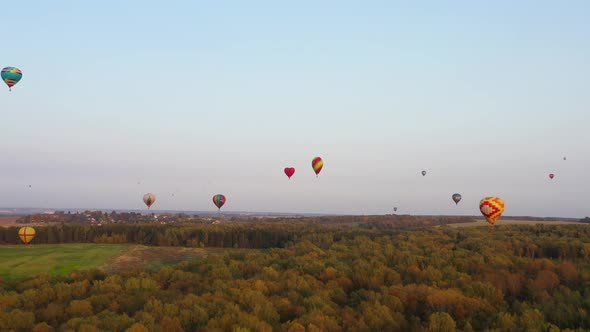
[0, 244, 128, 280]
[0, 244, 232, 280]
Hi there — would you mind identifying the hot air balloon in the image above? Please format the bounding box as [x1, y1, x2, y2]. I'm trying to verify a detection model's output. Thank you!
[18, 226, 35, 245]
[452, 193, 462, 205]
[563, 157, 566, 161]
[312, 157, 323, 177]
[213, 194, 226, 210]
[421, 170, 427, 176]
[143, 193, 156, 209]
[284, 167, 295, 180]
[549, 173, 555, 179]
[1, 67, 22, 91]
[393, 207, 398, 212]
[479, 197, 505, 227]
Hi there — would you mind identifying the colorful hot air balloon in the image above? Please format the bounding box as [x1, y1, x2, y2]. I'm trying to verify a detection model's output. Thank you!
[1, 67, 22, 91]
[479, 197, 505, 226]
[284, 167, 295, 180]
[549, 173, 555, 179]
[421, 170, 427, 176]
[143, 193, 156, 209]
[452, 193, 462, 205]
[18, 226, 35, 245]
[312, 157, 323, 177]
[213, 194, 226, 210]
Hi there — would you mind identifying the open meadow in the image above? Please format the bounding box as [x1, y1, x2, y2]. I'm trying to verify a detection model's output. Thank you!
[0, 243, 241, 281]
[0, 244, 127, 280]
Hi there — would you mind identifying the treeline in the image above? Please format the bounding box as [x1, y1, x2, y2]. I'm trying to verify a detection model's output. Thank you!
[1, 224, 590, 331]
[0, 223, 298, 248]
[0, 216, 474, 248]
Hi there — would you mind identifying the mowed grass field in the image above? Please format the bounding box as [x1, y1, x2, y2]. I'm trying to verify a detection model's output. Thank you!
[445, 219, 585, 228]
[0, 244, 127, 280]
[0, 244, 235, 281]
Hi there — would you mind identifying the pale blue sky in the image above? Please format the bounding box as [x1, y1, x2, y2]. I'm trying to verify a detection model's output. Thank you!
[1, 1, 589, 217]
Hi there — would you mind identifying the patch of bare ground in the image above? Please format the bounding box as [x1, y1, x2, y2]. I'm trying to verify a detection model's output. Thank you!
[103, 246, 246, 274]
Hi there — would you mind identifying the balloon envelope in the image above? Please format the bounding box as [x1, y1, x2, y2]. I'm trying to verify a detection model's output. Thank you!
[213, 194, 226, 210]
[421, 170, 426, 176]
[393, 207, 397, 212]
[143, 193, 156, 209]
[284, 167, 295, 179]
[18, 226, 35, 245]
[1, 67, 22, 91]
[479, 197, 505, 225]
[312, 157, 323, 176]
[452, 193, 462, 204]
[549, 173, 555, 179]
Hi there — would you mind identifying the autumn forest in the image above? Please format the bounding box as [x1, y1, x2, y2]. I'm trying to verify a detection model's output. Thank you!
[1, 219, 589, 331]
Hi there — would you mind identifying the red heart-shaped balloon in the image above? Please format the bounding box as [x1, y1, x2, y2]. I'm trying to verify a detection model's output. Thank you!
[284, 167, 295, 179]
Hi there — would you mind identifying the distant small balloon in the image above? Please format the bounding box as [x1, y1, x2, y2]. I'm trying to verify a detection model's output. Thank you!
[549, 173, 555, 180]
[563, 157, 566, 161]
[421, 170, 427, 176]
[213, 194, 226, 210]
[452, 193, 462, 205]
[143, 193, 156, 209]
[393, 207, 398, 212]
[284, 167, 295, 179]
[312, 157, 323, 177]
[1, 67, 22, 91]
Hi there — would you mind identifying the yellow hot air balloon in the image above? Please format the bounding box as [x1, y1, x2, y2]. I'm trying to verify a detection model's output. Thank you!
[18, 226, 36, 245]
[479, 197, 505, 227]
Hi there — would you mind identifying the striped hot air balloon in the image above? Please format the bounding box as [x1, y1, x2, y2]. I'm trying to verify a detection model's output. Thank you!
[18, 226, 35, 245]
[1, 67, 23, 91]
[312, 157, 323, 177]
[143, 193, 156, 209]
[479, 197, 505, 227]
[213, 194, 226, 210]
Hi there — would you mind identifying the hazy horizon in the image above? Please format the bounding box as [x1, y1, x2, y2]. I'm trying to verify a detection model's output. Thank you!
[2, 1, 589, 218]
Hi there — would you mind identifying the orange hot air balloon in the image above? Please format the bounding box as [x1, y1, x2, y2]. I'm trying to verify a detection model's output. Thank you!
[312, 157, 323, 177]
[143, 193, 156, 209]
[479, 197, 505, 226]
[18, 226, 36, 245]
